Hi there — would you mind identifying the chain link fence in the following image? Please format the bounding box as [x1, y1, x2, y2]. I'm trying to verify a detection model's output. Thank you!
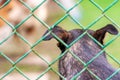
[0, 0, 120, 80]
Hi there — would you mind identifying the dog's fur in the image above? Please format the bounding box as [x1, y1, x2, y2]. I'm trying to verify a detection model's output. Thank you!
[43, 24, 119, 80]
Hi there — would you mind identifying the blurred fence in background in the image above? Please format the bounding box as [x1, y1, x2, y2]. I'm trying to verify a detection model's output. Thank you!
[0, 0, 120, 80]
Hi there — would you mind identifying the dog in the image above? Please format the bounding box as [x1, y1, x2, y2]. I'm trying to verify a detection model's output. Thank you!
[43, 24, 120, 80]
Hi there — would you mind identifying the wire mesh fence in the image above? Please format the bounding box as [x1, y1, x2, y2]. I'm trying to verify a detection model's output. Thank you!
[0, 0, 120, 80]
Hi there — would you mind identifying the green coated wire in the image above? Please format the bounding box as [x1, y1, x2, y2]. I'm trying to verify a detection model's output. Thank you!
[0, 16, 15, 29]
[0, 31, 15, 45]
[19, 0, 32, 11]
[0, 0, 120, 80]
[0, 0, 11, 9]
[106, 68, 120, 80]
[14, 50, 32, 66]
[0, 67, 15, 80]
[15, 67, 30, 80]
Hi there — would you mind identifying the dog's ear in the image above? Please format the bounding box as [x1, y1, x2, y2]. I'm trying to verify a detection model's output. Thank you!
[42, 30, 52, 40]
[93, 24, 118, 44]
[43, 26, 69, 42]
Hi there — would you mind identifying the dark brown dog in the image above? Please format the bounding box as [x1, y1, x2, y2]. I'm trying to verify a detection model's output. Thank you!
[43, 24, 120, 80]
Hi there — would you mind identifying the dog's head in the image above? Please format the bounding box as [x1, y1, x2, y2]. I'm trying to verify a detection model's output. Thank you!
[43, 24, 118, 45]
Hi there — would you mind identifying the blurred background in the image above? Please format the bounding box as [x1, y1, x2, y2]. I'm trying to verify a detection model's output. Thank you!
[0, 0, 120, 80]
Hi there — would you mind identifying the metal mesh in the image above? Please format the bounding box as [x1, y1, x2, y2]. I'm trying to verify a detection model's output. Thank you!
[0, 0, 120, 80]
